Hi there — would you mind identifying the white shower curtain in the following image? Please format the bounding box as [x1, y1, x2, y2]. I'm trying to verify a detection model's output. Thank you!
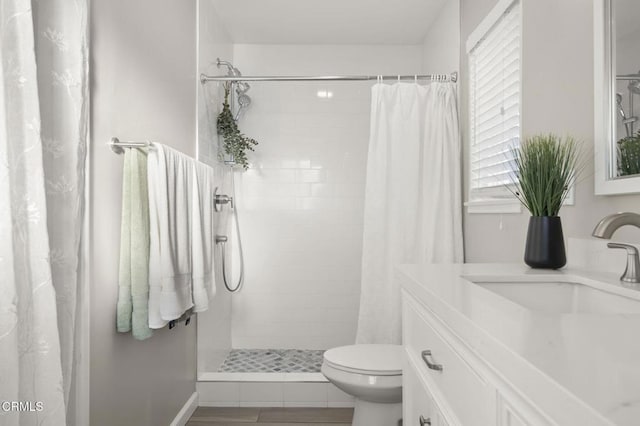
[0, 0, 88, 424]
[356, 82, 463, 344]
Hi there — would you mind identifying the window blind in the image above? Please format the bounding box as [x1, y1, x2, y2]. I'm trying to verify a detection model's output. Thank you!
[469, 1, 521, 198]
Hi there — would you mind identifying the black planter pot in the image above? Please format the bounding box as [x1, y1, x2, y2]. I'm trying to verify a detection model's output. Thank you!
[524, 216, 566, 269]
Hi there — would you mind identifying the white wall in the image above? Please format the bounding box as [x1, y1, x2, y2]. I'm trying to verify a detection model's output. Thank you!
[422, 0, 460, 74]
[461, 0, 640, 264]
[228, 44, 422, 349]
[195, 0, 236, 374]
[90, 1, 197, 424]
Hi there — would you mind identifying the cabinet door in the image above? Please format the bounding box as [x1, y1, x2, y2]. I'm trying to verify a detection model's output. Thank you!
[496, 392, 551, 426]
[498, 401, 529, 426]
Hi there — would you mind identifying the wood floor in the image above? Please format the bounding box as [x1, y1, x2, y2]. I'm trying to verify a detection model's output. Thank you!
[187, 407, 354, 426]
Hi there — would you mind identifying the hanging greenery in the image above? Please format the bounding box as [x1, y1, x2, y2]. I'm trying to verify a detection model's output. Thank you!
[617, 132, 640, 176]
[217, 84, 258, 170]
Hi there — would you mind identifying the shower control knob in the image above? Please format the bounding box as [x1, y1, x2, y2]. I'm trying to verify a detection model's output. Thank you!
[214, 193, 234, 210]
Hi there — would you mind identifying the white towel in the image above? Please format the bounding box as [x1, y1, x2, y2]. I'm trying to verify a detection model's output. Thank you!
[147, 144, 194, 328]
[191, 162, 217, 312]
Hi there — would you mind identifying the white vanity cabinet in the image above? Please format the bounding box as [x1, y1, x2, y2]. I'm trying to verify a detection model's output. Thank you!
[401, 289, 549, 426]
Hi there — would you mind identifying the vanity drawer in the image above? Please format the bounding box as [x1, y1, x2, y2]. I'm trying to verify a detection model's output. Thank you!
[403, 356, 436, 426]
[403, 293, 495, 425]
[404, 354, 451, 426]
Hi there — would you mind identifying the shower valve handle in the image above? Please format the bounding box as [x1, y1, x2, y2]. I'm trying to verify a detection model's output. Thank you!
[215, 193, 234, 210]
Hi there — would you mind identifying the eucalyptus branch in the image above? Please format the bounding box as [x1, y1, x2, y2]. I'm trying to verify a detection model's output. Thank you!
[217, 85, 258, 170]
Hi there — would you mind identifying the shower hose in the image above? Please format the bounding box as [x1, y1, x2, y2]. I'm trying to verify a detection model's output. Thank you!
[218, 171, 244, 293]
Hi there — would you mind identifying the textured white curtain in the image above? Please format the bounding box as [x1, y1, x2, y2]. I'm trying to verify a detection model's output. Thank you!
[356, 83, 463, 344]
[0, 0, 88, 424]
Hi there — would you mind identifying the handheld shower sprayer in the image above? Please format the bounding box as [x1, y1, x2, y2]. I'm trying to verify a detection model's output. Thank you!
[616, 92, 638, 137]
[616, 93, 627, 119]
[214, 181, 245, 293]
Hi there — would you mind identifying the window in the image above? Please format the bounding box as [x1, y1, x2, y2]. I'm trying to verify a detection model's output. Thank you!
[466, 0, 521, 213]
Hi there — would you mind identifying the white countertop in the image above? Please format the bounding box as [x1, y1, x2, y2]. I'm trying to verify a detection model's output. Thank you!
[397, 263, 640, 426]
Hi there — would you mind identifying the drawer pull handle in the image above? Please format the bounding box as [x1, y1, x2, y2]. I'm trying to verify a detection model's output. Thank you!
[421, 350, 443, 371]
[419, 415, 431, 425]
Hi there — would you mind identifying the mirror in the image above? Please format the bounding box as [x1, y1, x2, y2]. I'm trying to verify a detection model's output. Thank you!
[594, 0, 640, 194]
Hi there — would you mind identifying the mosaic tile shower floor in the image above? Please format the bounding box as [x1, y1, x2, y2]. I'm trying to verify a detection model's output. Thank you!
[218, 349, 325, 373]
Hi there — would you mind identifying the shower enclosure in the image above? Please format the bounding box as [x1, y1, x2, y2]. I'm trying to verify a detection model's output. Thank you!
[194, 28, 452, 404]
[197, 54, 373, 385]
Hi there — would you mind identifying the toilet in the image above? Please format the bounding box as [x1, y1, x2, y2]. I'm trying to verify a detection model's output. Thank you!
[321, 344, 402, 426]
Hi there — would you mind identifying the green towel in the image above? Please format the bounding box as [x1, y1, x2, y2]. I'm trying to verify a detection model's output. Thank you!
[117, 148, 153, 340]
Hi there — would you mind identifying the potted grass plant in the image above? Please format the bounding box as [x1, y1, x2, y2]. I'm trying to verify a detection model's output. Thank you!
[510, 134, 582, 269]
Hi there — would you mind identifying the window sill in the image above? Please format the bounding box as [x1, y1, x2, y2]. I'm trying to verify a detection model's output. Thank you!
[465, 199, 522, 214]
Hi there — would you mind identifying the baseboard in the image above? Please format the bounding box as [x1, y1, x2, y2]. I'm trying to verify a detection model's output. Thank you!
[197, 381, 354, 408]
[170, 391, 198, 426]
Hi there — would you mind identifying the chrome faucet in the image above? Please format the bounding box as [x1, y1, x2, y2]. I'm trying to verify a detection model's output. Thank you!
[592, 212, 640, 239]
[592, 212, 640, 283]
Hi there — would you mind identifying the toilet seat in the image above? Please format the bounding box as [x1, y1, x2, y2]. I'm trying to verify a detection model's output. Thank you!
[323, 344, 402, 376]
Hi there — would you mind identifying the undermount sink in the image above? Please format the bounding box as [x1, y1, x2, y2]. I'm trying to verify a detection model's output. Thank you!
[469, 279, 640, 315]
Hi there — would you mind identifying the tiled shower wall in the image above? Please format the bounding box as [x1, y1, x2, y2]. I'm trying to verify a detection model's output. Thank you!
[229, 45, 423, 349]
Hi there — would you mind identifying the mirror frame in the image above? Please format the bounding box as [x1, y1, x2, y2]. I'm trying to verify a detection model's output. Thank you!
[594, 0, 640, 194]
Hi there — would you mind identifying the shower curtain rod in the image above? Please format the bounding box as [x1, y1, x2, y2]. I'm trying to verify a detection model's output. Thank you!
[617, 73, 640, 80]
[200, 72, 458, 83]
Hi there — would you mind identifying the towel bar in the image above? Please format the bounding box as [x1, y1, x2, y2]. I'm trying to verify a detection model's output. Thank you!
[109, 137, 152, 154]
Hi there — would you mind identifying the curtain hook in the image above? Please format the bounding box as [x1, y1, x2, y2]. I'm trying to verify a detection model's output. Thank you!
[414, 75, 418, 83]
[397, 75, 400, 82]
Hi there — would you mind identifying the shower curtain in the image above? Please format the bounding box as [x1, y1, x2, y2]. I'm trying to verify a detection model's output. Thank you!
[356, 82, 463, 344]
[0, 0, 88, 424]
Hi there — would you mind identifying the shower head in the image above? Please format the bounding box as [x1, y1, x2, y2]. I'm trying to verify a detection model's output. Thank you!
[236, 82, 251, 93]
[629, 79, 640, 95]
[216, 58, 252, 120]
[217, 58, 242, 77]
[237, 93, 251, 108]
[234, 93, 252, 121]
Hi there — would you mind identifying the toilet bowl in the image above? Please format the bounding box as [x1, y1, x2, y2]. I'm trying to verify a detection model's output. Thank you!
[321, 344, 402, 426]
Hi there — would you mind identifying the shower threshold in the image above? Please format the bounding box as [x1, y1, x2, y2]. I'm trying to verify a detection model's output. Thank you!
[199, 349, 328, 382]
[197, 349, 354, 407]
